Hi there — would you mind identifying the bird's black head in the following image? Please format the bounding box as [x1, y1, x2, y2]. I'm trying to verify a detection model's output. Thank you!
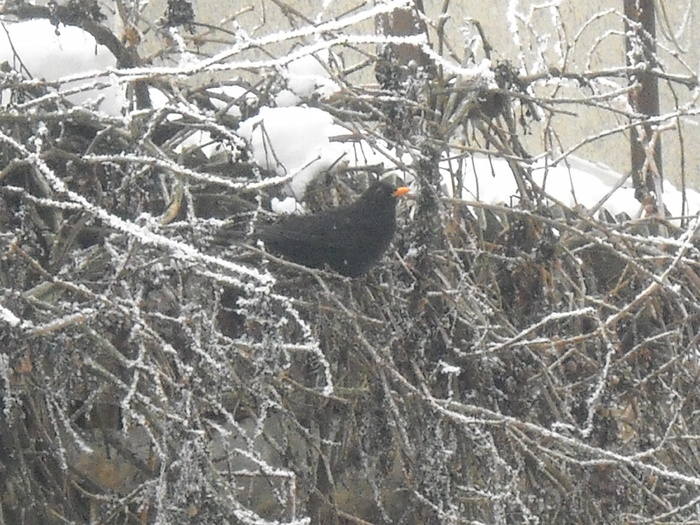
[357, 179, 410, 210]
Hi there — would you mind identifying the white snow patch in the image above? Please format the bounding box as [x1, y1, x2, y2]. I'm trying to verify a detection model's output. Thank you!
[238, 106, 344, 197]
[207, 84, 256, 118]
[446, 153, 700, 219]
[271, 196, 303, 214]
[274, 89, 301, 108]
[0, 19, 124, 114]
[283, 51, 340, 100]
[0, 305, 21, 327]
[238, 106, 404, 201]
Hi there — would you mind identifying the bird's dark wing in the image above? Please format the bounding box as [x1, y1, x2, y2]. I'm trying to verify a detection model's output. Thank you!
[251, 184, 401, 276]
[256, 212, 345, 269]
[257, 209, 385, 275]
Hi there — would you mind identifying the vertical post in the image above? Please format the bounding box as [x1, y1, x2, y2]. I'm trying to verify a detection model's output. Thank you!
[624, 0, 663, 201]
[375, 0, 429, 69]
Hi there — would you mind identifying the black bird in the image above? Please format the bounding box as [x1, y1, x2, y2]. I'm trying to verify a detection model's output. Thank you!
[256, 180, 410, 277]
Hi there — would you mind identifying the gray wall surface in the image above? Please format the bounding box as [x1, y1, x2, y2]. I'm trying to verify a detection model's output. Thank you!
[144, 1, 700, 190]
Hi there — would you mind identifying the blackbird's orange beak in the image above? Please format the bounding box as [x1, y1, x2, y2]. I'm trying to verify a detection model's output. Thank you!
[393, 187, 410, 197]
